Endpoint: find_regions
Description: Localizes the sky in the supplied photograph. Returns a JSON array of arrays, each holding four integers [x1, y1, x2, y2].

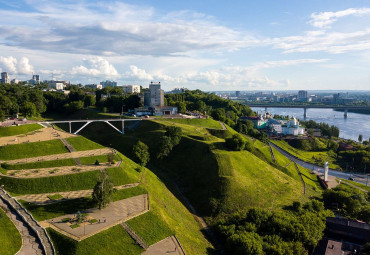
[[0, 0, 370, 91]]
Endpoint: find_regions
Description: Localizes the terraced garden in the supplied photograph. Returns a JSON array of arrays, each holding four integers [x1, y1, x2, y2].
[[0, 124, 210, 254]]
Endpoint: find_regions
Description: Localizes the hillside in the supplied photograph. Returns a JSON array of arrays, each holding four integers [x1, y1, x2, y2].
[[0, 124, 212, 255], [77, 118, 322, 223]]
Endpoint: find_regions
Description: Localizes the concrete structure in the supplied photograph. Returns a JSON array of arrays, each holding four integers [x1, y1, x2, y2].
[[159, 106, 178, 115], [281, 116, 305, 136], [122, 85, 140, 94], [1, 72, 9, 84], [100, 80, 117, 87], [85, 84, 102, 90], [144, 82, 164, 108], [298, 90, 308, 101]]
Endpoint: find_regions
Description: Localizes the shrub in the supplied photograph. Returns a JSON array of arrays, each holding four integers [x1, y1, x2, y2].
[[225, 134, 246, 151]]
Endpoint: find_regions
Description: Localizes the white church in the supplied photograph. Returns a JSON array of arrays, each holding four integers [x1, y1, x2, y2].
[[281, 116, 305, 136]]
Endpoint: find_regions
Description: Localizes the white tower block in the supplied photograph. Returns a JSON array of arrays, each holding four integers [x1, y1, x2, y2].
[[324, 162, 329, 182]]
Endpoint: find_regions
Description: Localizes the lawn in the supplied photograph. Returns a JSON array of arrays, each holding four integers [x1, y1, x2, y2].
[[127, 211, 174, 246], [111, 186, 147, 201], [0, 208, 22, 255], [0, 166, 138, 195], [0, 139, 69, 160], [79, 154, 120, 165], [66, 136, 104, 151], [47, 225, 143, 255], [3, 158, 76, 170], [271, 140, 341, 169], [158, 118, 222, 129], [0, 123, 43, 137]]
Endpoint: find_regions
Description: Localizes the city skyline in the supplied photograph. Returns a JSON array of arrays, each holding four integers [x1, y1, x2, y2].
[[0, 0, 370, 90]]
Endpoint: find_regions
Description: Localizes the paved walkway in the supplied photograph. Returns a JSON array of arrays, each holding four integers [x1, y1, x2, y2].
[[4, 148, 114, 165], [6, 162, 119, 178], [142, 236, 185, 255], [0, 198, 43, 255], [40, 194, 149, 241], [0, 127, 75, 147], [16, 183, 140, 205], [0, 189, 55, 255]]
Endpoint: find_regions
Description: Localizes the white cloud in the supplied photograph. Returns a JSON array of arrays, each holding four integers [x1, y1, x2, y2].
[[309, 7, 370, 28], [0, 56, 34, 74], [71, 57, 119, 77]]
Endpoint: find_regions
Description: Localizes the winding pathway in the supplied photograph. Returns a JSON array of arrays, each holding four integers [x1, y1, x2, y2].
[[0, 189, 55, 255]]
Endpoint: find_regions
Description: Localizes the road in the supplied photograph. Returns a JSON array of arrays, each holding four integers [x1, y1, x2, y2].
[[269, 142, 369, 186]]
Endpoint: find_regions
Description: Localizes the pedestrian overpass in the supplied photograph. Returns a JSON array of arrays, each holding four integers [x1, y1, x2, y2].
[[39, 119, 141, 135]]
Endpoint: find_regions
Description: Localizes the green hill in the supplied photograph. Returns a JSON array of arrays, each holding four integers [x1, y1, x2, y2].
[[0, 125, 212, 255], [77, 119, 321, 224]]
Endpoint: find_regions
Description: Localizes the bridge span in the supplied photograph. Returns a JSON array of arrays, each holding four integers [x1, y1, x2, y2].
[[39, 119, 141, 135], [245, 104, 370, 118]]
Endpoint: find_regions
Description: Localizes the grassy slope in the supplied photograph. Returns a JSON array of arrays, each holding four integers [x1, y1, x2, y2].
[[271, 140, 340, 169], [79, 120, 316, 223], [0, 208, 22, 255], [4, 158, 76, 170], [0, 166, 138, 195], [158, 118, 222, 129], [0, 139, 69, 160], [66, 136, 104, 151], [0, 123, 43, 137]]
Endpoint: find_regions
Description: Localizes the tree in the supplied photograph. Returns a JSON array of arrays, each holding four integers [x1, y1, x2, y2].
[[65, 100, 84, 113], [92, 170, 114, 209], [157, 136, 173, 159], [225, 134, 246, 151], [22, 102, 37, 117], [133, 141, 150, 167], [359, 134, 363, 143], [165, 126, 182, 146], [84, 95, 96, 107]]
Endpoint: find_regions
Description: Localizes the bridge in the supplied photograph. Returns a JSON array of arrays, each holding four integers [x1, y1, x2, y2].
[[39, 119, 141, 135], [245, 104, 370, 118]]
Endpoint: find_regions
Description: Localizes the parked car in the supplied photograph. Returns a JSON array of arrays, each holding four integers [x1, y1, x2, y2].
[[144, 115, 149, 119]]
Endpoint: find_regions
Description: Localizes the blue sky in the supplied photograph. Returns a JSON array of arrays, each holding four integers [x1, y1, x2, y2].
[[0, 0, 370, 91]]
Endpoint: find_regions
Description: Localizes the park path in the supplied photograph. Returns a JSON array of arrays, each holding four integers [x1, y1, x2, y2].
[[6, 162, 120, 178], [142, 236, 185, 255], [0, 198, 43, 255], [0, 127, 75, 147], [0, 189, 55, 255], [4, 148, 114, 165], [40, 194, 149, 241], [16, 183, 140, 205]]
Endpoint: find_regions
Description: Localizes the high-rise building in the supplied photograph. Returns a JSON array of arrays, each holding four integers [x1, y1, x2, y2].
[[298, 90, 308, 100], [1, 72, 9, 84], [144, 82, 164, 107], [236, 91, 241, 97], [100, 80, 117, 87], [29, 74, 40, 84]]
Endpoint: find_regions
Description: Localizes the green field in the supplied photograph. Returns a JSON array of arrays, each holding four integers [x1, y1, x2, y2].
[[0, 166, 138, 195], [0, 208, 22, 255], [127, 211, 174, 246], [0, 139, 69, 160], [66, 136, 104, 151], [47, 225, 143, 255], [271, 140, 341, 169], [79, 154, 120, 165], [0, 123, 43, 137]]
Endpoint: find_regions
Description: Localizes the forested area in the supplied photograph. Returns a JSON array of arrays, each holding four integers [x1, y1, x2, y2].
[[300, 120, 340, 138], [217, 200, 333, 255], [0, 84, 141, 120]]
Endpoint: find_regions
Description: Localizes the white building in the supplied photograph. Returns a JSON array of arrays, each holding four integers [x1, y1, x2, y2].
[[48, 81, 66, 90], [122, 85, 141, 94], [281, 116, 305, 136]]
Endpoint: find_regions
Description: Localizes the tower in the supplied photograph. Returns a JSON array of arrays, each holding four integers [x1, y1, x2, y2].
[[324, 161, 329, 182]]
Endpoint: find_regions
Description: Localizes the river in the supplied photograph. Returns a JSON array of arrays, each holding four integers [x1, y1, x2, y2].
[[251, 107, 370, 142]]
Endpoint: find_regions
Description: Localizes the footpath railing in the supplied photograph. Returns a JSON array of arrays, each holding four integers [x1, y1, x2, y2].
[[293, 162, 306, 194], [121, 222, 148, 249], [0, 188, 55, 255]]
